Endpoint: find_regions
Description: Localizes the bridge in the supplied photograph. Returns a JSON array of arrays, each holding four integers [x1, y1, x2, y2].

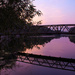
[[0, 24, 75, 37], [17, 52, 75, 71], [31, 24, 75, 34], [36, 24, 75, 32]]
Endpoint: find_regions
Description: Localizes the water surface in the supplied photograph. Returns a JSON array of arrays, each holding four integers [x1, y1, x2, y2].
[[0, 34, 75, 75]]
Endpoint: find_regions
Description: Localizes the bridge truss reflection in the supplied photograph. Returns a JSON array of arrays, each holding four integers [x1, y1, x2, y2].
[[17, 52, 75, 72]]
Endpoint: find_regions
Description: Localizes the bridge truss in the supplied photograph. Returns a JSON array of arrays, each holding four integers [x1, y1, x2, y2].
[[35, 24, 75, 33]]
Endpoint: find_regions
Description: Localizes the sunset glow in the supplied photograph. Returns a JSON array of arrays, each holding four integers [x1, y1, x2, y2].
[[33, 0, 75, 25]]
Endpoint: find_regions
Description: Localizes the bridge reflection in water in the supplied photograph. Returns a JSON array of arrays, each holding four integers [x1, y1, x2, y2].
[[0, 35, 75, 72], [17, 52, 75, 72]]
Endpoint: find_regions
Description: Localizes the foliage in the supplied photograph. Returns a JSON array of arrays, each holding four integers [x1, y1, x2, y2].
[[0, 0, 42, 32]]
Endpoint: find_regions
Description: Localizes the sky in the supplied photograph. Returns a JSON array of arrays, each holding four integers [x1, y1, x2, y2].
[[33, 0, 75, 25]]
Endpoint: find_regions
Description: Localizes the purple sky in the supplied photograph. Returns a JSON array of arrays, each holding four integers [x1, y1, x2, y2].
[[33, 0, 75, 25]]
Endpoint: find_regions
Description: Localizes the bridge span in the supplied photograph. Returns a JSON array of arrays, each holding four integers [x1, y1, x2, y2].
[[32, 24, 75, 34], [0, 24, 75, 37]]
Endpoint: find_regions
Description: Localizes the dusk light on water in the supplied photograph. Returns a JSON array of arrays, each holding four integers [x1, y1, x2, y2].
[[0, 0, 75, 75]]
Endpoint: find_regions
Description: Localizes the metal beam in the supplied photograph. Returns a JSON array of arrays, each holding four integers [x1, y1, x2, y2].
[[32, 24, 75, 33]]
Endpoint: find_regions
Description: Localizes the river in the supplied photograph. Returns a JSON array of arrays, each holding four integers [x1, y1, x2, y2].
[[0, 34, 75, 75]]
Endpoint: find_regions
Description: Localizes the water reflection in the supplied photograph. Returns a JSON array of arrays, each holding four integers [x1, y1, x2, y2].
[[17, 52, 75, 72], [0, 35, 60, 53], [1, 35, 75, 53], [0, 34, 75, 74]]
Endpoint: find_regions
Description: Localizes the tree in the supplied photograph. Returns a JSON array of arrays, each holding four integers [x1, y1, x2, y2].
[[0, 0, 42, 32]]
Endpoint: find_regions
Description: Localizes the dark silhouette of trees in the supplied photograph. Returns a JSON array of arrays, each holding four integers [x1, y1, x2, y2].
[[0, 0, 42, 32], [69, 27, 75, 33], [69, 36, 75, 44]]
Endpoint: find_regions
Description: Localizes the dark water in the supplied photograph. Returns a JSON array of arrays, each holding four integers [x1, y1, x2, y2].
[[0, 34, 75, 75]]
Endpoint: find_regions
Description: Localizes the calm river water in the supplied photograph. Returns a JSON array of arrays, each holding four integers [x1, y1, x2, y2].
[[0, 34, 75, 75]]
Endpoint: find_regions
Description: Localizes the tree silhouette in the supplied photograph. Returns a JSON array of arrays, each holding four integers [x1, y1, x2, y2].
[[0, 0, 42, 32]]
